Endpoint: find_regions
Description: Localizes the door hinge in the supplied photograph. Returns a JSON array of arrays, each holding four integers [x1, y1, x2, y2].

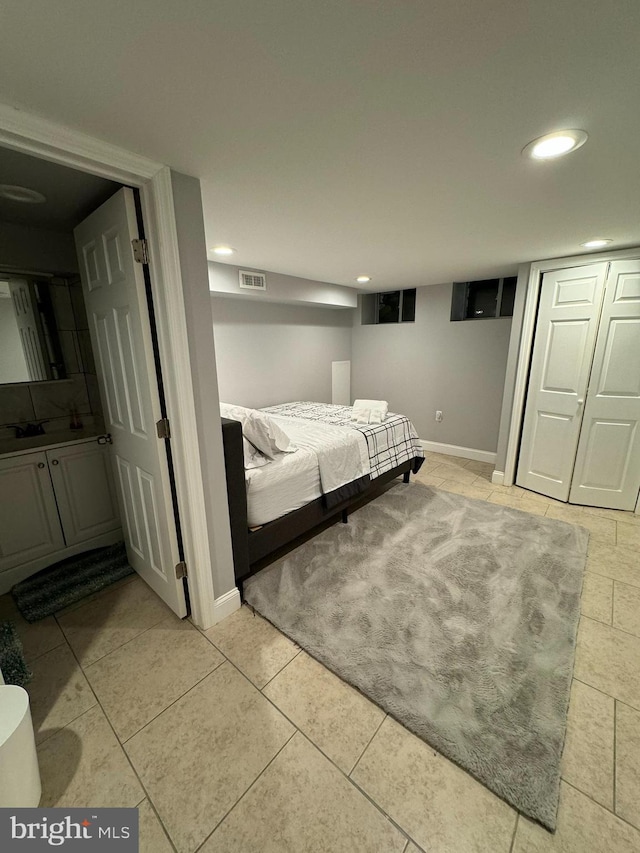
[[156, 417, 171, 439], [175, 561, 188, 579], [132, 238, 149, 264]]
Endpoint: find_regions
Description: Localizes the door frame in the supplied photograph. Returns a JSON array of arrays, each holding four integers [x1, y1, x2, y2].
[[0, 102, 236, 627], [501, 246, 640, 516]]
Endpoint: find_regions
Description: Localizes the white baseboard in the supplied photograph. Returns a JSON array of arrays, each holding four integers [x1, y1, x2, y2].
[[210, 587, 241, 626], [491, 470, 505, 485], [420, 441, 496, 465]]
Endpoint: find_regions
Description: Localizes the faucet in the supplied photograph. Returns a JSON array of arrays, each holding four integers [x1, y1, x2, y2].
[[9, 422, 49, 438]]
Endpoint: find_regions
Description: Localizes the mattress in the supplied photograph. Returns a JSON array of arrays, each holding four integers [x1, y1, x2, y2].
[[245, 444, 322, 527]]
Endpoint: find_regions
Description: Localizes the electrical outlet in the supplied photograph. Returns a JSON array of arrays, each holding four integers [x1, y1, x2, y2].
[[435, 410, 443, 422]]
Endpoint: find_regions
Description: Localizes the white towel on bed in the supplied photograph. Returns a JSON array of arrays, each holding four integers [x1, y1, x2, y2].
[[351, 399, 388, 424]]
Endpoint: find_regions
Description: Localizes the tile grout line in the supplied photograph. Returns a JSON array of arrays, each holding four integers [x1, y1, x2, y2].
[[297, 728, 420, 851], [58, 627, 179, 853], [585, 567, 640, 592], [611, 581, 616, 628], [217, 655, 419, 850], [560, 779, 640, 835], [119, 658, 226, 745], [259, 647, 303, 691], [578, 613, 640, 646], [191, 611, 304, 690], [24, 639, 67, 666], [508, 813, 519, 853], [55, 605, 175, 670], [193, 729, 298, 853], [572, 676, 619, 703], [348, 713, 387, 777], [613, 699, 617, 817]]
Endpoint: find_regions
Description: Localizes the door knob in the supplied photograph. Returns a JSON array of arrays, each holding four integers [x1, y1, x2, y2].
[[577, 398, 584, 406], [51, 459, 59, 465], [37, 462, 45, 469]]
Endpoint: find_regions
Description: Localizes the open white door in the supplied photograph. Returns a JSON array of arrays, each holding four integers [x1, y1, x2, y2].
[[569, 260, 640, 510], [516, 263, 608, 501], [74, 188, 187, 617]]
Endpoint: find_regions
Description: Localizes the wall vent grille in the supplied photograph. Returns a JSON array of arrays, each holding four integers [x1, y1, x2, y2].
[[239, 270, 267, 291]]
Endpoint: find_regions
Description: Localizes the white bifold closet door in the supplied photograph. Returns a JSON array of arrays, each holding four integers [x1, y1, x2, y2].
[[516, 263, 608, 502], [569, 260, 640, 510]]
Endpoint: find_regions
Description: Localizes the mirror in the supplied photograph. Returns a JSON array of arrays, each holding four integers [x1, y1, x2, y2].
[[0, 277, 76, 384]]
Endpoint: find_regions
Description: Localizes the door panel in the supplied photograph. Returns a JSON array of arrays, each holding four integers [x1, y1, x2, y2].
[[570, 260, 640, 510], [517, 264, 608, 500], [541, 321, 590, 393], [74, 188, 187, 616], [0, 453, 64, 571]]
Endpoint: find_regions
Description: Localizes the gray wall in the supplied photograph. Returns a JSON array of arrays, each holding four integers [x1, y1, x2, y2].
[[0, 221, 79, 273], [210, 262, 357, 309], [211, 297, 353, 408], [351, 283, 512, 452], [170, 171, 235, 599]]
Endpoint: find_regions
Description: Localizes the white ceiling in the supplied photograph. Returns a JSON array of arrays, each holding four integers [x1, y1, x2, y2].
[[0, 147, 118, 231], [0, 1, 638, 290]]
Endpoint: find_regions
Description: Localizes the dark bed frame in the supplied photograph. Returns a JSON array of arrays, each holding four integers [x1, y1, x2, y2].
[[221, 417, 420, 586]]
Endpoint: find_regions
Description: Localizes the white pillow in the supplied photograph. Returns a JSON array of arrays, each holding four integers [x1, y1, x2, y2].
[[242, 438, 270, 470], [220, 403, 297, 459]]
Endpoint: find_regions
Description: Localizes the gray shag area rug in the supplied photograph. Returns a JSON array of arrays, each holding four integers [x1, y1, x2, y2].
[[244, 482, 589, 830]]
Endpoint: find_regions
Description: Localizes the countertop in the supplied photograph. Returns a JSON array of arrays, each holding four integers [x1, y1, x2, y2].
[[0, 429, 103, 459]]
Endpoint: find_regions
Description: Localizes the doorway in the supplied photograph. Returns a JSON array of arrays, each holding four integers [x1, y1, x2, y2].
[[0, 104, 234, 629], [0, 148, 187, 616]]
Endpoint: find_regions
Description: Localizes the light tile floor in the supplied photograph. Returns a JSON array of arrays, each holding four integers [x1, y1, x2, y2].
[[2, 451, 639, 852]]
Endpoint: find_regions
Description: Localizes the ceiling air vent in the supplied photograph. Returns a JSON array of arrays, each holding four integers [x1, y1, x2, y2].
[[239, 270, 266, 291]]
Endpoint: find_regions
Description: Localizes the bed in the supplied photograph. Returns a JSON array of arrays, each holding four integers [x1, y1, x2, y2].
[[220, 402, 424, 585]]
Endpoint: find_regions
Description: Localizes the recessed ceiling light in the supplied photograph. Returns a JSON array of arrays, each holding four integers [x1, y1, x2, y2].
[[580, 238, 612, 249], [356, 275, 371, 283], [212, 245, 235, 256], [522, 129, 588, 160], [0, 184, 47, 204]]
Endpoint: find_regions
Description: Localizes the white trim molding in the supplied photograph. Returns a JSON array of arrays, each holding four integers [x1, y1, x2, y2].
[[491, 471, 505, 486], [211, 588, 242, 624], [420, 440, 496, 465], [503, 246, 640, 488], [0, 101, 232, 630], [0, 102, 161, 184], [142, 168, 224, 630]]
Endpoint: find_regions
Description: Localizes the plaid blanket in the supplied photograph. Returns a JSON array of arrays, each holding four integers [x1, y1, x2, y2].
[[262, 402, 424, 480]]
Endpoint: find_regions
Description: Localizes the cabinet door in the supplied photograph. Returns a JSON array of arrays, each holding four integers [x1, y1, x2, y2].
[[47, 443, 120, 546], [0, 452, 65, 572]]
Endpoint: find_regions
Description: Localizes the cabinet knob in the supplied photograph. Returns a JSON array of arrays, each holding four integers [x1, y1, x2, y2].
[[37, 462, 45, 469], [51, 459, 59, 465]]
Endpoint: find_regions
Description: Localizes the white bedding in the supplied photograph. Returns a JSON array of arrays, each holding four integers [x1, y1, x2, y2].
[[245, 445, 321, 527], [245, 416, 370, 526]]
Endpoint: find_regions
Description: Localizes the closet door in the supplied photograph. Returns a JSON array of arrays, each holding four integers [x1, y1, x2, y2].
[[569, 260, 640, 510], [516, 263, 608, 501]]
